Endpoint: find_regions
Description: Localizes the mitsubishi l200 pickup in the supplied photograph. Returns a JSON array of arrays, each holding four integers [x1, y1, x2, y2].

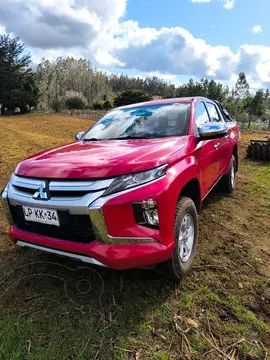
[[1, 97, 240, 279]]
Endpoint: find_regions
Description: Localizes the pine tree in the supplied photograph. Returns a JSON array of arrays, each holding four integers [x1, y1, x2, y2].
[[0, 34, 38, 114], [234, 72, 250, 99]]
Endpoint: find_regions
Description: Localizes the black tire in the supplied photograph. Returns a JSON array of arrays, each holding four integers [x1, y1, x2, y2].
[[155, 197, 198, 280], [219, 155, 236, 193]]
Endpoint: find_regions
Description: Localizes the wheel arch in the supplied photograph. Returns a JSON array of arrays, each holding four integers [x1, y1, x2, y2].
[[179, 178, 201, 214]]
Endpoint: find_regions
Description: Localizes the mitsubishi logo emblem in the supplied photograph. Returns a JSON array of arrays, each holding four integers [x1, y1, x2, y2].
[[33, 181, 50, 200]]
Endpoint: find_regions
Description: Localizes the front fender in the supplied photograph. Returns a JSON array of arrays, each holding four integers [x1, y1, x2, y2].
[[164, 155, 200, 228]]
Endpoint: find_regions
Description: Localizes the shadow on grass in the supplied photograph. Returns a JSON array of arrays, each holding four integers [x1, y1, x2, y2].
[[0, 246, 176, 359]]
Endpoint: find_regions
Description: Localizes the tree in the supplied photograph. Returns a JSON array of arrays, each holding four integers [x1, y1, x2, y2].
[[113, 90, 152, 107], [175, 78, 227, 102], [245, 90, 266, 128], [36, 57, 111, 110], [234, 72, 250, 99], [51, 98, 63, 113], [0, 34, 38, 115]]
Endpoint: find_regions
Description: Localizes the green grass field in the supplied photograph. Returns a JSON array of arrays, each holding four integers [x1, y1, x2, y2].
[[0, 114, 269, 360]]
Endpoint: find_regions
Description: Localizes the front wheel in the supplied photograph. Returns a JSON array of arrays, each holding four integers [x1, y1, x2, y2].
[[219, 155, 236, 193], [156, 197, 198, 280]]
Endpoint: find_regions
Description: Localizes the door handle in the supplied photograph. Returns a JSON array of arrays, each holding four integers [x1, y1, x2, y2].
[[225, 134, 229, 139], [214, 142, 220, 150]]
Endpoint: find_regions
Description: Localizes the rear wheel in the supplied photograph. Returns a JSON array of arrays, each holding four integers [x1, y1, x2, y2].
[[156, 197, 198, 280], [219, 155, 236, 193]]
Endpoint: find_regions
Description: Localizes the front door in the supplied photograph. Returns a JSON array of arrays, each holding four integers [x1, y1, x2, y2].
[[195, 101, 224, 198], [205, 102, 231, 175]]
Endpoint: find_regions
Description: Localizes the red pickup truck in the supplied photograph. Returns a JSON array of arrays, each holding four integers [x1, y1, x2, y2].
[[1, 97, 240, 279]]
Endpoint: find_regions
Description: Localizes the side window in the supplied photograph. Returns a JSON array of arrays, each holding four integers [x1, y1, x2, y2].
[[195, 102, 210, 128], [206, 103, 222, 122]]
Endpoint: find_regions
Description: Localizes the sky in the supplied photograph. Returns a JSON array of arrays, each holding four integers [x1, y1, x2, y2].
[[0, 0, 270, 90]]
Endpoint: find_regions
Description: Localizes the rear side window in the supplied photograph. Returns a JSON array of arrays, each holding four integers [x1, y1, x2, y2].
[[195, 102, 210, 128], [206, 103, 221, 122]]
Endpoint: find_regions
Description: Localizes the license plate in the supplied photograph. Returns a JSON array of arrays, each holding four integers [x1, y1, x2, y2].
[[22, 206, 60, 226]]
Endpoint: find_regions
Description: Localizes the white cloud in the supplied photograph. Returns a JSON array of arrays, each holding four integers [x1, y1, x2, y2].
[[191, 0, 235, 8], [252, 25, 263, 34], [107, 22, 238, 81], [223, 0, 235, 9], [1, 0, 270, 89], [0, 24, 6, 34], [191, 0, 211, 2], [0, 0, 127, 49], [146, 71, 177, 81]]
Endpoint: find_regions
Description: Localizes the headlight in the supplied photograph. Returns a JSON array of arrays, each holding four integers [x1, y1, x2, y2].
[[104, 165, 167, 196]]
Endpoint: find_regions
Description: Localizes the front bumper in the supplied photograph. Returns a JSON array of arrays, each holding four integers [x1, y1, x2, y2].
[[9, 228, 174, 269], [2, 174, 175, 269]]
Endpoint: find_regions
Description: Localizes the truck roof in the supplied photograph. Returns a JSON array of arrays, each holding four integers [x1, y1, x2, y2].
[[116, 96, 211, 110]]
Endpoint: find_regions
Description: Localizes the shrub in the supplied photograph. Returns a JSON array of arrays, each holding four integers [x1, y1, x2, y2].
[[103, 100, 112, 110], [64, 91, 87, 110], [113, 90, 152, 107], [92, 102, 103, 110], [20, 105, 30, 114]]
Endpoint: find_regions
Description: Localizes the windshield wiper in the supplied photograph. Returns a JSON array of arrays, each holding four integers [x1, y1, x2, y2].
[[83, 138, 101, 141], [110, 136, 152, 140]]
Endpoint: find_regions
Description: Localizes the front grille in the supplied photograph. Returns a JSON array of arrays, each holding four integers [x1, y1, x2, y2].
[[11, 174, 114, 200], [13, 185, 92, 198], [10, 205, 96, 244]]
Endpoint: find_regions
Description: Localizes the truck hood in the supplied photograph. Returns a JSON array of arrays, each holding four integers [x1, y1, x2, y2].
[[15, 137, 190, 179]]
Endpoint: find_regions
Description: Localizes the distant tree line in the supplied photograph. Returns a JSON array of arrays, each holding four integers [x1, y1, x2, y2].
[[0, 34, 270, 128]]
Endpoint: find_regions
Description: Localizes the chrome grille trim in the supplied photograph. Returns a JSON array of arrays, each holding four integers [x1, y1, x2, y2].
[[11, 174, 42, 189], [10, 174, 114, 203], [8, 190, 105, 215], [49, 179, 114, 191], [11, 174, 114, 193]]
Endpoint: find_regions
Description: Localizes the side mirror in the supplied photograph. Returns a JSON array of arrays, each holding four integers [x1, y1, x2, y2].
[[75, 131, 85, 141], [198, 122, 228, 140]]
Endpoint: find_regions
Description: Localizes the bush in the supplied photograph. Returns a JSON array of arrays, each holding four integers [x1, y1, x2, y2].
[[103, 100, 112, 110], [92, 102, 103, 110], [64, 91, 87, 110], [20, 105, 30, 114], [113, 90, 152, 107], [51, 99, 63, 113]]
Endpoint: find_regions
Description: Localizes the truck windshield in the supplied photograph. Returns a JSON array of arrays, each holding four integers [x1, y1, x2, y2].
[[83, 102, 190, 140]]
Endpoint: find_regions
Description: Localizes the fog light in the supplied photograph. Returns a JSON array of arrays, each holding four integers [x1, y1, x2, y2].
[[133, 199, 159, 228], [145, 208, 159, 226]]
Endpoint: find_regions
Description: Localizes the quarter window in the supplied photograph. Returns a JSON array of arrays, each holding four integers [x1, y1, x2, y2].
[[206, 103, 221, 122], [195, 102, 210, 128]]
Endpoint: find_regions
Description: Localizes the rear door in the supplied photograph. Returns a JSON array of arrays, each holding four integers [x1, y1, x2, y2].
[[195, 102, 223, 197], [205, 102, 231, 174]]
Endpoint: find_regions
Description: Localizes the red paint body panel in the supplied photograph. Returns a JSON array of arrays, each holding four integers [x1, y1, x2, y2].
[[15, 137, 189, 179], [8, 97, 240, 269], [9, 225, 175, 270]]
